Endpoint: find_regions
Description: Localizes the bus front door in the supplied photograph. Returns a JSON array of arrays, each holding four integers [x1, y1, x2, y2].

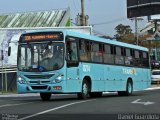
[[66, 39, 80, 92]]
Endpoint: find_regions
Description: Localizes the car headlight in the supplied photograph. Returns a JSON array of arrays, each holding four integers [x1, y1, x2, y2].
[[17, 76, 27, 84]]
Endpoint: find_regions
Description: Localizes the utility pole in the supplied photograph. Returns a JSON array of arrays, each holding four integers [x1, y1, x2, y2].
[[76, 0, 89, 26], [81, 0, 85, 26], [130, 17, 143, 45], [1, 50, 3, 94], [135, 17, 138, 45]]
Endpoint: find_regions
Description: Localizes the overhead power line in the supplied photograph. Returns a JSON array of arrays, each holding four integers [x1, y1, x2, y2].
[[91, 17, 127, 26], [73, 0, 79, 12]]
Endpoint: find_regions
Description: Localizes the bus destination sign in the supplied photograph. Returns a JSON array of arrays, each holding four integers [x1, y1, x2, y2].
[[21, 32, 63, 42]]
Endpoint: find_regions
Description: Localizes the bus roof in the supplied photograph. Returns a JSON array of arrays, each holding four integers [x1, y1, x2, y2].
[[21, 29, 148, 52], [65, 30, 148, 52]]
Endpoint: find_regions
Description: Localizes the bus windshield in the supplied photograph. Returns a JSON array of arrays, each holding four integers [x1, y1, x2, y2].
[[18, 42, 64, 72]]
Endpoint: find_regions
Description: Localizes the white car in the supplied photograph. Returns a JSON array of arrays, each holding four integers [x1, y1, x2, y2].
[[151, 70, 160, 83]]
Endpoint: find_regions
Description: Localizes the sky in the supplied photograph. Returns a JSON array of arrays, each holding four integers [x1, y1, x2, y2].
[[0, 0, 148, 37]]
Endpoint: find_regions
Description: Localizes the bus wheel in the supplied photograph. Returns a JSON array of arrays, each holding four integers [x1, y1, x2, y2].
[[77, 80, 90, 99], [118, 80, 133, 96], [89, 92, 103, 98], [125, 80, 133, 96], [40, 93, 51, 101]]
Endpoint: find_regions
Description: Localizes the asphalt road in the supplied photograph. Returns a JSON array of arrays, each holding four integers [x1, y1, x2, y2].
[[0, 88, 160, 120]]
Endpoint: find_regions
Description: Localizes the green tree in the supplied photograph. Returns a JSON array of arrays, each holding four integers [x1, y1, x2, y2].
[[114, 24, 134, 43], [115, 24, 132, 35]]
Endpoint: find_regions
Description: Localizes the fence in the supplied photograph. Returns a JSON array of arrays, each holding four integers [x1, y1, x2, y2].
[[0, 66, 17, 93]]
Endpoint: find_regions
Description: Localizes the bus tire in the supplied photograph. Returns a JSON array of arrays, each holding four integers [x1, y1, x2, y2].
[[77, 80, 90, 99], [125, 80, 133, 96], [118, 80, 133, 96], [89, 92, 103, 98], [40, 93, 51, 101]]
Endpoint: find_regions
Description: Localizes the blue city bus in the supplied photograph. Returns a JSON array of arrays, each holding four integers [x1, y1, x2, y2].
[[15, 29, 151, 100]]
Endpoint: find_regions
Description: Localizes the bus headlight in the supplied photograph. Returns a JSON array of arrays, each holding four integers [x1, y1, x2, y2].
[[17, 76, 26, 84], [55, 75, 63, 83]]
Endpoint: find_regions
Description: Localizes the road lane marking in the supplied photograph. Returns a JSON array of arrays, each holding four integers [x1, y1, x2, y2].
[[131, 99, 155, 105], [18, 99, 96, 120], [0, 102, 34, 108]]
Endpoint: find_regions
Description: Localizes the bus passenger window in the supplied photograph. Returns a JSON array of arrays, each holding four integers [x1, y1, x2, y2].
[[79, 40, 91, 61], [142, 52, 149, 68], [91, 42, 103, 63], [125, 48, 133, 66], [115, 46, 124, 65], [134, 50, 141, 66], [104, 44, 114, 64]]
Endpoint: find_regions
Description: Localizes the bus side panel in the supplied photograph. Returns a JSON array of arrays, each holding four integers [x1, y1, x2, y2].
[[76, 63, 105, 92], [133, 68, 151, 90], [89, 64, 105, 92], [66, 65, 82, 93], [104, 65, 151, 92], [104, 65, 126, 91]]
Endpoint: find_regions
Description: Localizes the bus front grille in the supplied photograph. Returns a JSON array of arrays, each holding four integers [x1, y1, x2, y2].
[[25, 74, 54, 79], [29, 81, 50, 84]]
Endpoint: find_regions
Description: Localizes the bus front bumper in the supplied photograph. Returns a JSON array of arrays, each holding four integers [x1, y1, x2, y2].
[[17, 83, 64, 93]]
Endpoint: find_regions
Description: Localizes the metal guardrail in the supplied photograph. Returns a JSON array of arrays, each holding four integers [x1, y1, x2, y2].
[[0, 66, 17, 73], [0, 66, 17, 93]]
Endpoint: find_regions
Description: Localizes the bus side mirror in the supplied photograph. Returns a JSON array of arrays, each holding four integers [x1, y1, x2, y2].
[[8, 46, 11, 56]]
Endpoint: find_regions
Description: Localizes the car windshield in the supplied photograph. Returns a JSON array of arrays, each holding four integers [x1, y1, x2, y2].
[[152, 71, 160, 75], [18, 42, 64, 72]]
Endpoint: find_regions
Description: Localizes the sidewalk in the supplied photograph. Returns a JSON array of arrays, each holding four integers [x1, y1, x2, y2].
[[146, 84, 160, 90], [150, 84, 160, 88]]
